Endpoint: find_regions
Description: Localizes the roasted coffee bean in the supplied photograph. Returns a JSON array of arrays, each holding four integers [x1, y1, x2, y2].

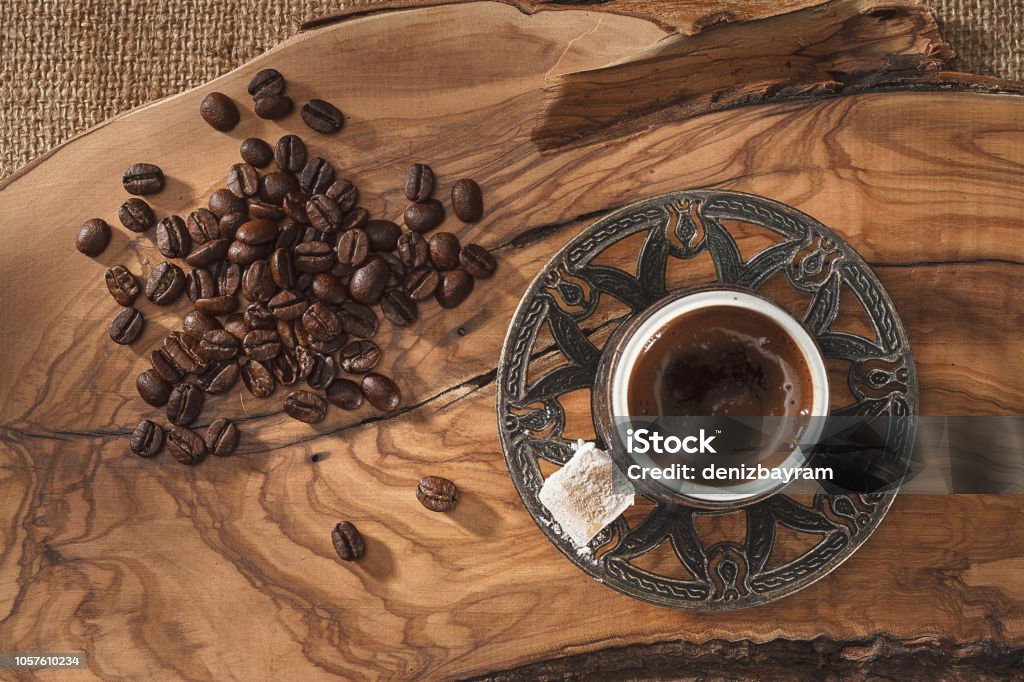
[[404, 199, 445, 234], [186, 208, 219, 244], [326, 379, 364, 410], [243, 260, 277, 302], [276, 221, 303, 250], [268, 289, 307, 320], [416, 476, 458, 512], [396, 232, 429, 269], [243, 329, 281, 361], [200, 329, 239, 362], [164, 331, 204, 374], [306, 194, 342, 233], [301, 227, 321, 244], [301, 99, 344, 133], [338, 339, 380, 373], [240, 137, 273, 168], [76, 218, 110, 256], [167, 426, 207, 465], [104, 265, 139, 306], [338, 301, 378, 338], [137, 369, 172, 406], [363, 220, 401, 252], [185, 268, 216, 302], [198, 360, 239, 395], [339, 206, 369, 232], [451, 178, 483, 222], [331, 521, 365, 561], [213, 261, 241, 297], [195, 295, 239, 317], [109, 307, 144, 344], [361, 373, 401, 411], [403, 267, 439, 301], [155, 216, 190, 258], [460, 244, 497, 278], [228, 240, 273, 266], [284, 390, 328, 423], [209, 188, 248, 218], [247, 68, 285, 98], [167, 382, 203, 427], [260, 171, 299, 204], [151, 348, 184, 383], [205, 418, 239, 457], [130, 420, 164, 458], [270, 351, 300, 385], [294, 241, 335, 273], [254, 93, 293, 120], [267, 248, 294, 290], [123, 163, 164, 195], [274, 134, 306, 173], [377, 252, 405, 288], [182, 310, 221, 337], [302, 352, 336, 390], [380, 289, 417, 327], [310, 273, 347, 304], [335, 229, 370, 268], [283, 190, 310, 223], [118, 198, 155, 232], [299, 157, 335, 195], [428, 232, 461, 270], [326, 179, 358, 213], [405, 163, 434, 202], [349, 257, 390, 304], [302, 301, 343, 341], [241, 359, 276, 398], [146, 262, 186, 305], [186, 238, 229, 268], [236, 219, 278, 245], [436, 268, 474, 308], [223, 314, 248, 341], [219, 212, 248, 241], [200, 92, 240, 131], [277, 319, 299, 350], [247, 199, 285, 221], [244, 302, 276, 330], [227, 163, 260, 197], [311, 333, 348, 355]]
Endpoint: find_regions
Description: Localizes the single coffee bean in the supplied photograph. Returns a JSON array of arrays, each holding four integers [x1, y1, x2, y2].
[[104, 265, 139, 306], [299, 157, 335, 195], [164, 331, 204, 374], [248, 68, 285, 98], [302, 301, 343, 341], [205, 418, 239, 457], [335, 229, 370, 268], [248, 199, 285, 221], [236, 219, 278, 245], [200, 92, 240, 131], [254, 93, 293, 120], [275, 134, 306, 173], [145, 262, 186, 305], [294, 241, 335, 273], [240, 137, 273, 168], [185, 268, 216, 302], [270, 351, 301, 385], [151, 348, 184, 383], [241, 359, 276, 398], [380, 289, 417, 327], [451, 178, 483, 222], [243, 260, 277, 302], [436, 268, 474, 308], [349, 257, 390, 305], [405, 163, 434, 202], [326, 379, 364, 410], [198, 360, 239, 394], [284, 390, 328, 423], [109, 307, 144, 345], [361, 373, 401, 412], [243, 329, 281, 361], [363, 220, 401, 252], [123, 163, 164, 195], [228, 240, 273, 266], [200, 329, 239, 362], [396, 232, 429, 269], [429, 232, 461, 270], [301, 99, 344, 133], [379, 252, 407, 288], [186, 208, 219, 244], [155, 216, 190, 259], [338, 339, 380, 373], [130, 420, 164, 458], [118, 198, 155, 232], [268, 289, 307, 320], [306, 194, 342, 233], [267, 249, 294, 290], [182, 310, 221, 337], [416, 476, 458, 512], [326, 179, 358, 213], [338, 301, 378, 338], [167, 426, 207, 465], [223, 313, 248, 341], [302, 351, 336, 390], [310, 273, 347, 304], [404, 199, 445, 234], [186, 238, 229, 268], [167, 382, 204, 427], [276, 221, 303, 250], [339, 206, 369, 232], [283, 190, 310, 223], [76, 218, 110, 256], [219, 212, 248, 241], [260, 171, 299, 204], [213, 261, 241, 297], [311, 333, 349, 355], [227, 162, 260, 197], [403, 267, 440, 301], [244, 302, 276, 331], [137, 369, 172, 406], [331, 521, 365, 561], [459, 243, 497, 278], [209, 189, 248, 219], [195, 295, 238, 317]]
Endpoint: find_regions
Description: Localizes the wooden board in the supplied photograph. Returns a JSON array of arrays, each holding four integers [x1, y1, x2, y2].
[[1, 2, 1023, 679]]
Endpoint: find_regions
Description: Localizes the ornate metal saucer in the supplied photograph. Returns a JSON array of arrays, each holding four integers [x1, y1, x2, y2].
[[496, 190, 918, 610]]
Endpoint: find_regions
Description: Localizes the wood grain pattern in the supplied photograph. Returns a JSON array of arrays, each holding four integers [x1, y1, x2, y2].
[[1, 3, 1023, 680]]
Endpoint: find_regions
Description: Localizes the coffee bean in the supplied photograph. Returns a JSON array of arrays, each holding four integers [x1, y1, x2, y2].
[[460, 243, 497, 278], [228, 240, 273, 266], [130, 420, 164, 458], [299, 157, 335, 195], [338, 301, 378, 338], [123, 163, 164, 195], [195, 295, 239, 317], [436, 268, 474, 308], [270, 351, 301, 385], [361, 373, 401, 412], [306, 194, 342, 234], [227, 163, 260, 197], [404, 199, 445, 234], [244, 302, 276, 331], [301, 99, 344, 133], [302, 301, 343, 342], [182, 310, 221, 337], [428, 232, 461, 270], [236, 219, 278, 245], [249, 199, 286, 221], [254, 94, 294, 120], [200, 329, 239, 362], [405, 163, 434, 202], [349, 257, 390, 304], [379, 252, 407, 288], [380, 289, 417, 327], [243, 260, 277, 302], [104, 265, 139, 306], [219, 212, 249, 241], [164, 331, 204, 374], [264, 250, 293, 291], [109, 307, 144, 345], [76, 218, 110, 256], [186, 208, 219, 244], [260, 171, 299, 204], [268, 289, 307, 320], [137, 369, 172, 406], [118, 198, 155, 232], [275, 134, 307, 173], [311, 333, 349, 355], [326, 179, 358, 213], [282, 190, 310, 223], [223, 313, 248, 340], [340, 207, 369, 232], [213, 261, 241, 297], [186, 238, 229, 268], [331, 521, 365, 561], [276, 221, 303, 250], [167, 426, 208, 465], [326, 379, 364, 410], [396, 232, 429, 269], [167, 382, 204, 427], [248, 68, 285, 98], [403, 267, 440, 301], [301, 227, 321, 245], [335, 229, 370, 268], [241, 359, 276, 398], [363, 220, 401, 252], [197, 360, 239, 394], [284, 390, 328, 423], [300, 350, 336, 390], [338, 339, 380, 373], [294, 241, 335, 273], [145, 262, 186, 305], [240, 137, 273, 168], [451, 178, 483, 222], [185, 268, 216, 302], [209, 188, 248, 218], [154, 216, 190, 258], [205, 418, 239, 457], [243, 329, 281, 361], [151, 348, 184, 383], [416, 476, 458, 512], [310, 273, 347, 304], [200, 92, 240, 131]]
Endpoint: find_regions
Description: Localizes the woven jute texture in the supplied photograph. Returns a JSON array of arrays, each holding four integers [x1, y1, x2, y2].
[[1, 0, 1021, 180]]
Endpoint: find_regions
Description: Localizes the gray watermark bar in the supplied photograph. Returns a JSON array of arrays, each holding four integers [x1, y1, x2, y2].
[[0, 653, 88, 669]]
